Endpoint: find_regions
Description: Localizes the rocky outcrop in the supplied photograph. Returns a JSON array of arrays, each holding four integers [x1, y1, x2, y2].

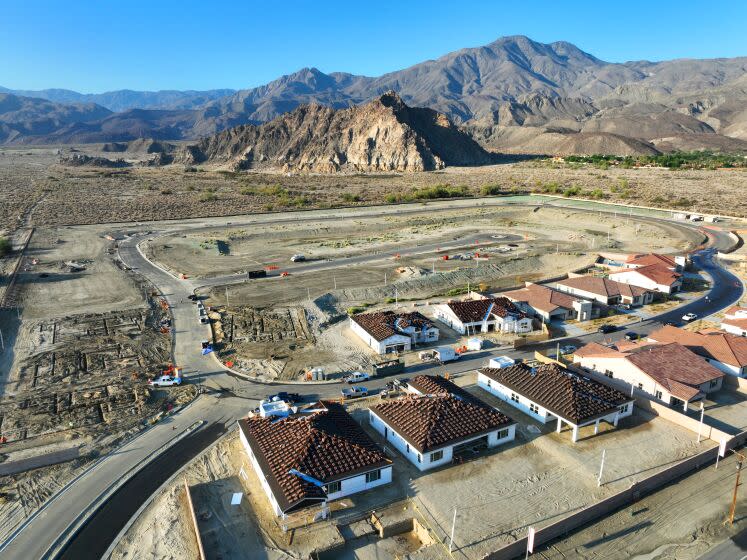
[[60, 153, 131, 168], [177, 92, 494, 172]]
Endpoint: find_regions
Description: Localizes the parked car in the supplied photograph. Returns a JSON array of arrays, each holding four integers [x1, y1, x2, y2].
[[341, 386, 368, 399], [597, 324, 617, 334], [682, 312, 698, 322], [266, 391, 301, 404], [290, 254, 306, 262], [343, 371, 371, 384], [148, 375, 182, 387], [624, 331, 639, 341], [559, 345, 577, 355]]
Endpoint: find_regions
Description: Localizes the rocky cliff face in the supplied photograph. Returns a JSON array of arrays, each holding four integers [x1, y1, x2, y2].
[[178, 92, 494, 172]]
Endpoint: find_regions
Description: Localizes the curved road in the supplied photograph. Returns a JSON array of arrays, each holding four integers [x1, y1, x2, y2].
[[0, 200, 742, 560]]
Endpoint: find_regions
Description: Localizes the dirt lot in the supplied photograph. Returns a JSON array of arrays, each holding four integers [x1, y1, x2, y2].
[[2, 147, 747, 235]]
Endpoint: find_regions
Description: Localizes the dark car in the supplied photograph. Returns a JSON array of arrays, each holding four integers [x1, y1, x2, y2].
[[597, 324, 617, 334], [266, 391, 301, 404], [624, 331, 639, 341]]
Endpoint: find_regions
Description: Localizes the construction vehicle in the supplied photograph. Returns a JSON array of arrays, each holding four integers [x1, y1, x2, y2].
[[248, 269, 267, 279], [370, 358, 404, 377]]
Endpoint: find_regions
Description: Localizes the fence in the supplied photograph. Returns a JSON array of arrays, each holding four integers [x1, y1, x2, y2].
[[183, 478, 206, 560], [483, 427, 747, 560]]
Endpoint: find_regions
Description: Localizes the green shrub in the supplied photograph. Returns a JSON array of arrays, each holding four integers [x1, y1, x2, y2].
[[342, 193, 362, 203], [199, 192, 217, 202], [481, 184, 503, 196], [0, 237, 10, 257]]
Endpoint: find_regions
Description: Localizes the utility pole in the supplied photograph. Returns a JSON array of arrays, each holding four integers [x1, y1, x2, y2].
[[697, 403, 705, 443], [728, 451, 745, 525], [333, 276, 337, 290], [384, 272, 387, 286], [225, 287, 230, 308], [449, 507, 457, 553], [0, 329, 4, 351], [597, 449, 606, 487], [307, 287, 311, 303]]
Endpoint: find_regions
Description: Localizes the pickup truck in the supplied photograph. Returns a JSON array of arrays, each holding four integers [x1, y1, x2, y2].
[[148, 375, 182, 387], [341, 386, 369, 399], [266, 391, 301, 404], [343, 371, 371, 384]]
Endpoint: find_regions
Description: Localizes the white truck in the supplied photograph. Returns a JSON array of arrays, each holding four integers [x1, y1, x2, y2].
[[343, 371, 370, 384], [148, 374, 182, 387], [420, 346, 459, 364]]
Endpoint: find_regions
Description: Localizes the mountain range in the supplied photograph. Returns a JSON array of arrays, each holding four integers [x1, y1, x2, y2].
[[2, 35, 747, 155]]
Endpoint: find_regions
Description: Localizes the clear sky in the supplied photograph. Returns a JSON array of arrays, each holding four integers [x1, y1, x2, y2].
[[2, 0, 746, 93]]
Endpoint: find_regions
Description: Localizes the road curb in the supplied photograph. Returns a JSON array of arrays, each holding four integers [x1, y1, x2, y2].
[[101, 429, 236, 560], [0, 394, 203, 556], [42, 420, 206, 560]]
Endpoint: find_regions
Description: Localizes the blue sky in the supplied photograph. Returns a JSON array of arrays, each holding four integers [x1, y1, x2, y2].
[[2, 0, 746, 92]]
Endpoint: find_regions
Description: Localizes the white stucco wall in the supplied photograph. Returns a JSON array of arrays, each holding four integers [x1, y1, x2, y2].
[[368, 410, 514, 471], [722, 322, 747, 337], [349, 318, 411, 354], [477, 373, 554, 422], [326, 466, 392, 500], [239, 426, 284, 517]]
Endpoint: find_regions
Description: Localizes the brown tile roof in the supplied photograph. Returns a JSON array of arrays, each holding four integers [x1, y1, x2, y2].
[[611, 264, 681, 287], [371, 377, 513, 453], [238, 401, 391, 513], [625, 343, 724, 399], [626, 253, 676, 268], [407, 374, 482, 403], [723, 317, 747, 331], [648, 325, 747, 368], [556, 276, 650, 298], [725, 306, 747, 318], [480, 363, 631, 424], [444, 297, 525, 324], [352, 310, 435, 342], [574, 341, 622, 359], [502, 283, 579, 314]]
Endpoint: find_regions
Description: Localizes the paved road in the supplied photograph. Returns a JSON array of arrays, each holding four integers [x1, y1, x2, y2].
[[700, 529, 747, 560], [1, 200, 742, 560]]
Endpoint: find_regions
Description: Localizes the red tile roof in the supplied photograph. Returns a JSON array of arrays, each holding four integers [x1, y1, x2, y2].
[[648, 325, 747, 368], [625, 343, 723, 400], [611, 264, 681, 287], [371, 376, 513, 453], [723, 317, 747, 332], [480, 363, 631, 424], [352, 310, 435, 342], [626, 253, 677, 268], [502, 283, 579, 314], [238, 401, 391, 513], [556, 276, 650, 299], [444, 297, 525, 324]]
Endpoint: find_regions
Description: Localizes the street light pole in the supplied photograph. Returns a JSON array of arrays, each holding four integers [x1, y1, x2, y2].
[[449, 507, 457, 553], [697, 403, 705, 443], [597, 449, 606, 487], [728, 452, 745, 525]]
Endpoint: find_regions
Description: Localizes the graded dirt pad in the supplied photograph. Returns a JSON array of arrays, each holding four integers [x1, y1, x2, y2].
[[14, 225, 145, 320], [151, 204, 691, 281]]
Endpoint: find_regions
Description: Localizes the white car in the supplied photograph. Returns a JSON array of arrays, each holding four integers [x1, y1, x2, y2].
[[344, 371, 371, 384], [290, 254, 306, 262], [148, 375, 182, 387], [682, 312, 698, 322]]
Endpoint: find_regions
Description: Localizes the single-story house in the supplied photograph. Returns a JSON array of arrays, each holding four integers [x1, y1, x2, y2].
[[647, 325, 747, 377], [722, 306, 747, 337], [369, 375, 515, 471], [478, 363, 634, 442], [503, 282, 596, 323], [553, 275, 654, 307], [574, 341, 724, 411], [434, 297, 532, 335], [624, 253, 685, 272], [238, 401, 392, 517], [350, 310, 439, 354], [608, 264, 682, 294]]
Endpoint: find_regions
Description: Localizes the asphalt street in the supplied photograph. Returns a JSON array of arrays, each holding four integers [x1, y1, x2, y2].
[[1, 199, 743, 560]]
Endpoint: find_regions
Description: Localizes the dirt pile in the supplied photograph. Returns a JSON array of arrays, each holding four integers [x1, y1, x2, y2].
[[177, 92, 495, 172]]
